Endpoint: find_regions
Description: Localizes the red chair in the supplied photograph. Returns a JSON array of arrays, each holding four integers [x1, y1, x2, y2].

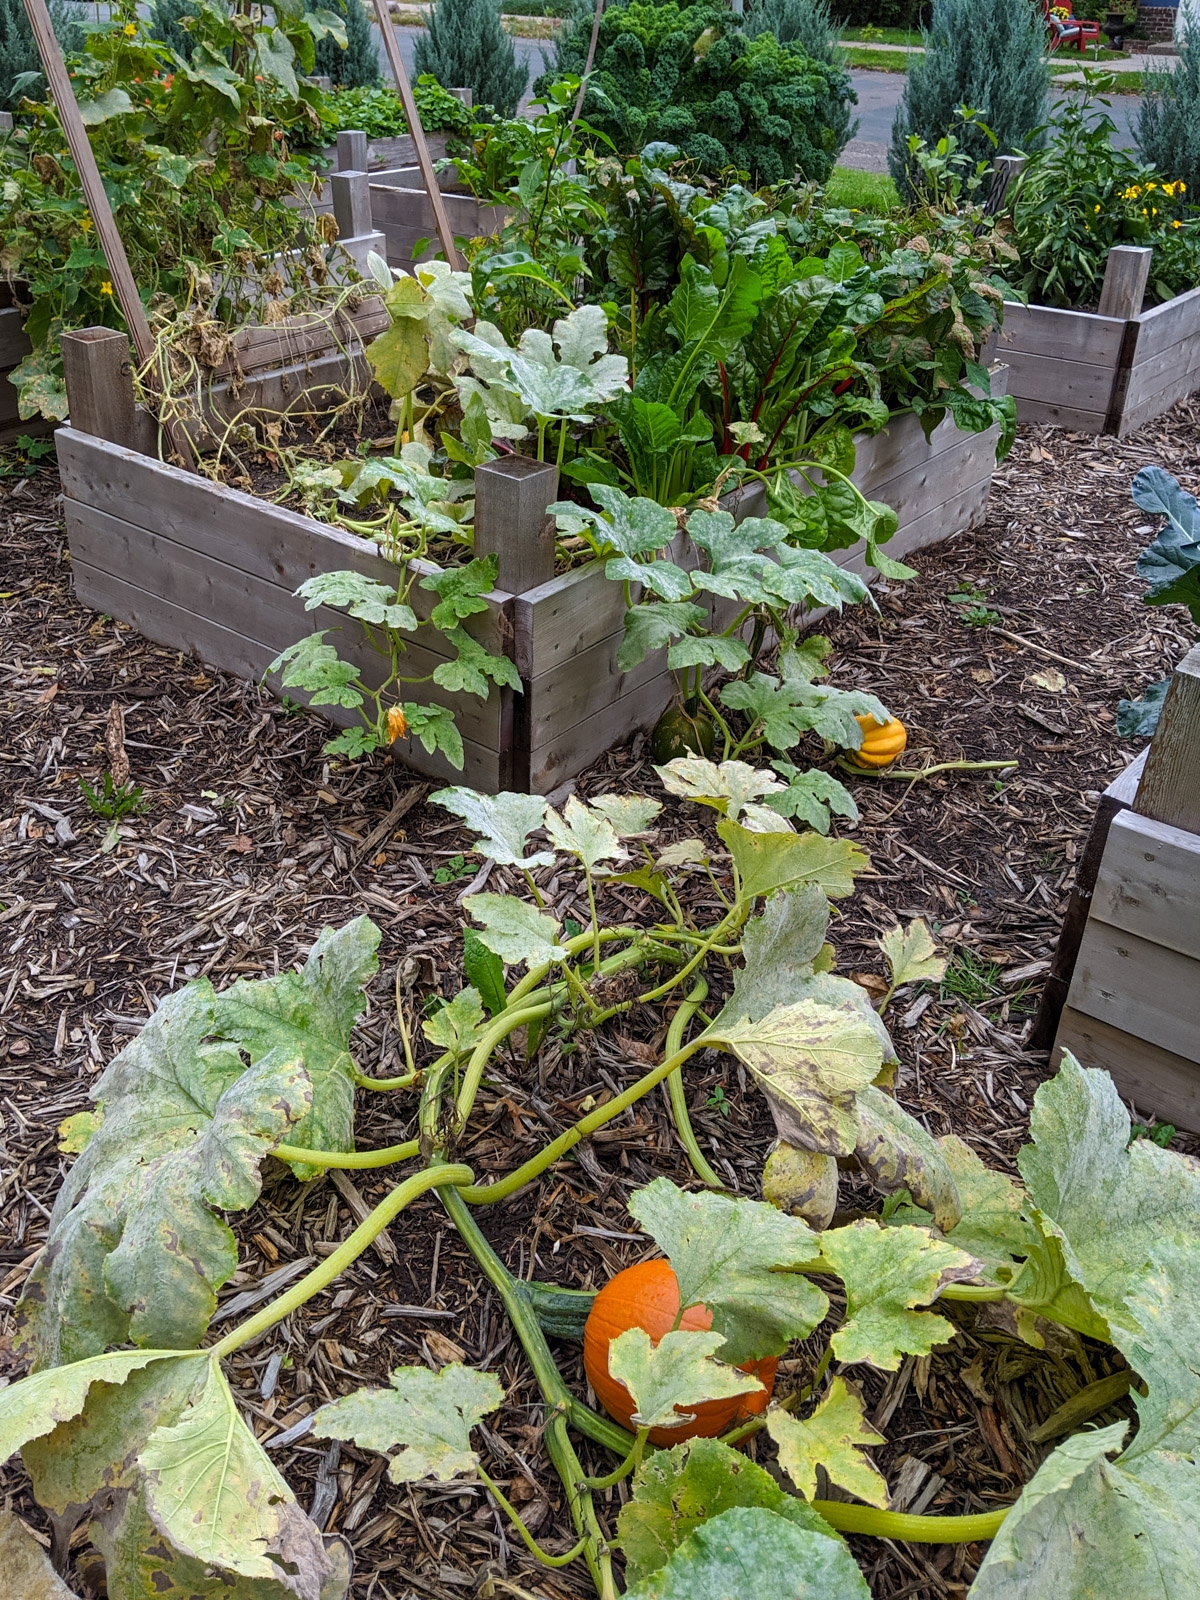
[[1042, 0, 1101, 52]]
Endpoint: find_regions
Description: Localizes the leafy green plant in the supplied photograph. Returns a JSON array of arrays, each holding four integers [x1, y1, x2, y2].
[[3, 768, 1198, 1595], [742, 0, 859, 161], [0, 0, 87, 112], [888, 0, 1048, 197], [319, 75, 473, 138], [1116, 465, 1200, 738], [0, 431, 54, 477], [948, 582, 1002, 627], [78, 771, 148, 822], [547, 0, 853, 185], [434, 852, 475, 883]]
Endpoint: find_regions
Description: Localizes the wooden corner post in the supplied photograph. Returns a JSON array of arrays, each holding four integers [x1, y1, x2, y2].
[[473, 457, 560, 597], [60, 327, 139, 447], [1098, 245, 1153, 322], [1134, 643, 1200, 835]]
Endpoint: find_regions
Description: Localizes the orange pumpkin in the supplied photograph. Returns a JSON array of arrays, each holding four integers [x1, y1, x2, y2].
[[582, 1258, 777, 1444], [848, 713, 907, 769]]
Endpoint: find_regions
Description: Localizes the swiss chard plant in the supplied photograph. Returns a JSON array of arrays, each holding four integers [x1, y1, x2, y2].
[[4, 766, 1197, 1598], [1116, 465, 1200, 738]]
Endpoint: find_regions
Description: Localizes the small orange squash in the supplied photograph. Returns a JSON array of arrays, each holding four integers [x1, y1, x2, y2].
[[582, 1258, 777, 1444], [848, 712, 907, 769]]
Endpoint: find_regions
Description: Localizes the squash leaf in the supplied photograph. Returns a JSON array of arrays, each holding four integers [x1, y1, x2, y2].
[[588, 794, 662, 837], [430, 787, 555, 870], [717, 818, 869, 901], [879, 920, 944, 990], [0, 1350, 197, 1467], [885, 1134, 1031, 1284], [820, 1220, 979, 1370], [628, 1179, 825, 1364], [312, 1363, 504, 1483], [623, 1505, 872, 1600], [618, 1437, 841, 1586], [655, 757, 786, 821], [609, 1328, 763, 1431], [768, 1377, 888, 1507], [854, 1086, 961, 1234], [463, 893, 563, 969], [545, 795, 628, 872], [422, 987, 487, 1056]]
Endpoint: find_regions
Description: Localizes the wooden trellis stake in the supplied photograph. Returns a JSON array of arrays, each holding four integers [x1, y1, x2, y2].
[[21, 0, 194, 467], [370, 0, 462, 270]]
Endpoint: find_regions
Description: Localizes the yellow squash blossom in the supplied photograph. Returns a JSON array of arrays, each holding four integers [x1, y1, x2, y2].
[[386, 705, 409, 742], [100, 281, 113, 296]]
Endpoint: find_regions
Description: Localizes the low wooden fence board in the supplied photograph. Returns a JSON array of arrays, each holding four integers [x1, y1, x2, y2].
[[1000, 282, 1200, 436], [1, 300, 42, 446], [367, 171, 508, 267], [1050, 645, 1200, 1130], [58, 365, 1007, 795]]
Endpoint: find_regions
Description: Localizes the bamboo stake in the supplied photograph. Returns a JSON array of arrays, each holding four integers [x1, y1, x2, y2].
[[369, 0, 462, 270], [571, 0, 606, 125], [21, 0, 195, 468]]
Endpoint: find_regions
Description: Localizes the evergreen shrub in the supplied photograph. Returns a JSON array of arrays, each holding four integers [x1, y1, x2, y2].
[[413, 0, 528, 117], [1136, 33, 1200, 199]]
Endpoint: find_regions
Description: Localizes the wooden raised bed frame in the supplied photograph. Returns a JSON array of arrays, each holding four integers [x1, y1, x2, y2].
[[57, 340, 1009, 794], [999, 244, 1200, 436]]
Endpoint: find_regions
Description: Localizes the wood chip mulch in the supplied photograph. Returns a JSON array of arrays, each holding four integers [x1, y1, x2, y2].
[[1, 391, 1198, 1600]]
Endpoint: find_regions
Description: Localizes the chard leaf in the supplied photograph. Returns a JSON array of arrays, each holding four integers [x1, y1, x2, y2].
[[430, 787, 554, 869], [464, 893, 562, 968], [209, 917, 380, 1178], [312, 1363, 504, 1483], [768, 1377, 887, 1507], [140, 1360, 330, 1595], [623, 1505, 871, 1600], [628, 1179, 825, 1364], [462, 929, 507, 1017], [717, 818, 870, 900], [618, 1437, 840, 1586], [879, 920, 944, 989], [609, 1328, 763, 1430], [820, 1220, 978, 1370]]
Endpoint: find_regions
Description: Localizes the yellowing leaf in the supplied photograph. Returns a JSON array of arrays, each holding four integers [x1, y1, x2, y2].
[[57, 1109, 102, 1154], [1029, 668, 1067, 693], [368, 315, 430, 401], [853, 1086, 961, 1233], [0, 1350, 195, 1469], [886, 1134, 1034, 1284], [312, 1363, 504, 1483], [878, 920, 944, 990], [655, 757, 785, 818], [717, 819, 869, 901], [629, 1179, 825, 1365], [821, 1220, 979, 1370], [609, 1328, 763, 1431], [768, 1377, 888, 1507]]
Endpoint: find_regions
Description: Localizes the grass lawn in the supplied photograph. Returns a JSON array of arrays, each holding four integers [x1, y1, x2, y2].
[[843, 46, 911, 71], [826, 166, 900, 214], [838, 25, 922, 45]]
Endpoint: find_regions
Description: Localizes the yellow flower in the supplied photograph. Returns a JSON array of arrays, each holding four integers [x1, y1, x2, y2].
[[386, 705, 408, 742], [1094, 203, 1101, 212], [100, 280, 113, 296], [1146, 181, 1157, 191], [1180, 182, 1188, 193], [123, 21, 136, 35], [1173, 219, 1183, 229], [79, 213, 92, 231]]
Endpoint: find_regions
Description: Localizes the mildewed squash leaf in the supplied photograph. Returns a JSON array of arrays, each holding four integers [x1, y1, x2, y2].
[[430, 787, 554, 870], [820, 1220, 979, 1370], [717, 818, 869, 901], [140, 1361, 331, 1596], [768, 1377, 888, 1507], [609, 1328, 763, 1430], [853, 1086, 961, 1233], [655, 757, 786, 820], [0, 1349, 197, 1467], [312, 1363, 504, 1483], [628, 1179, 825, 1364], [463, 893, 563, 969], [879, 920, 945, 989], [545, 795, 628, 872], [624, 1505, 872, 1600], [885, 1134, 1032, 1284]]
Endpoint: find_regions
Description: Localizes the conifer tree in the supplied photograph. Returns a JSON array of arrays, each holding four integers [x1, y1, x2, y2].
[[888, 0, 1049, 196], [147, 0, 201, 61], [314, 0, 381, 88], [1, 0, 87, 111], [413, 0, 528, 117], [1137, 32, 1200, 198]]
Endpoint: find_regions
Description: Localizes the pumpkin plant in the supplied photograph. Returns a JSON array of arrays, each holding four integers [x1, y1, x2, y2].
[[3, 768, 1199, 1598]]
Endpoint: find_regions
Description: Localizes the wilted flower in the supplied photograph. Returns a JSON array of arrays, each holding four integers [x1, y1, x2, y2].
[[387, 705, 409, 742]]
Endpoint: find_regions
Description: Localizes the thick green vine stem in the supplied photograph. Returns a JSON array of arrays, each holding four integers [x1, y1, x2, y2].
[[581, 1428, 648, 1491], [272, 1137, 420, 1169], [477, 1466, 590, 1568], [812, 1502, 1009, 1544], [660, 981, 722, 1189], [208, 1163, 474, 1359]]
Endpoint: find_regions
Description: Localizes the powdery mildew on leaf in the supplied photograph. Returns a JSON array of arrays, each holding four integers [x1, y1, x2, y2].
[[312, 1363, 504, 1484], [768, 1377, 888, 1507], [608, 1328, 763, 1431]]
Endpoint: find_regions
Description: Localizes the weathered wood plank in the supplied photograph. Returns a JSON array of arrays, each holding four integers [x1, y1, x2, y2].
[[1001, 348, 1119, 415], [55, 428, 511, 654], [1131, 283, 1200, 363], [1133, 643, 1200, 834], [527, 671, 677, 793], [1090, 808, 1200, 963], [1098, 245, 1152, 321], [210, 300, 389, 380], [64, 500, 508, 747], [369, 179, 507, 241], [1054, 1005, 1200, 1132], [1066, 918, 1200, 1063], [1000, 302, 1126, 364], [70, 558, 504, 789], [0, 306, 29, 369]]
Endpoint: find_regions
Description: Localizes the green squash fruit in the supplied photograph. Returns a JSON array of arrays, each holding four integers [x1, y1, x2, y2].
[[651, 703, 716, 764]]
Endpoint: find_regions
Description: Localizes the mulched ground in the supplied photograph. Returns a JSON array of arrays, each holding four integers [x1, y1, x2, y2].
[[1, 392, 1198, 1600]]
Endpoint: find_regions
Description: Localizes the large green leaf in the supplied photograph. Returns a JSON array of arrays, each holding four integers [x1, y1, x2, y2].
[[1017, 1054, 1200, 1330], [463, 893, 563, 968], [618, 1438, 840, 1585], [628, 1180, 825, 1364], [211, 918, 379, 1177], [717, 819, 869, 901], [430, 787, 554, 870], [624, 1505, 871, 1600], [312, 1363, 504, 1483], [886, 1134, 1032, 1284], [367, 314, 429, 401], [854, 1086, 961, 1234], [618, 601, 708, 671], [140, 1361, 330, 1596], [820, 1220, 978, 1370], [0, 1350, 196, 1468], [609, 1328, 763, 1430], [768, 1377, 887, 1507], [655, 757, 786, 822]]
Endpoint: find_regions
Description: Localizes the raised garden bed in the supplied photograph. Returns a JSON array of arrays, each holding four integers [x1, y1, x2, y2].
[[1, 286, 40, 447], [367, 168, 509, 267], [999, 245, 1200, 435], [56, 363, 1009, 793]]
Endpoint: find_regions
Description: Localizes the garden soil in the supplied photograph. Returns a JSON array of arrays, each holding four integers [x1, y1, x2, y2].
[[1, 394, 1198, 1599]]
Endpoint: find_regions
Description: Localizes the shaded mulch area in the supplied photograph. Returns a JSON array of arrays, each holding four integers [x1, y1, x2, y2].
[[1, 392, 1197, 1600]]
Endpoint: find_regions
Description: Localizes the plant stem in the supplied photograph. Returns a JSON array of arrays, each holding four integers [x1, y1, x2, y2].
[[458, 1037, 709, 1206], [350, 1067, 419, 1092], [455, 1002, 555, 1127], [582, 864, 602, 974], [581, 1427, 648, 1489], [477, 1466, 588, 1567], [272, 1138, 420, 1169], [812, 1501, 1009, 1544], [209, 1163, 473, 1359], [662, 981, 722, 1189]]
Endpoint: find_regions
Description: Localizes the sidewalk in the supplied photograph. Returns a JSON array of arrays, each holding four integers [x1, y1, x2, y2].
[[839, 37, 1178, 72]]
